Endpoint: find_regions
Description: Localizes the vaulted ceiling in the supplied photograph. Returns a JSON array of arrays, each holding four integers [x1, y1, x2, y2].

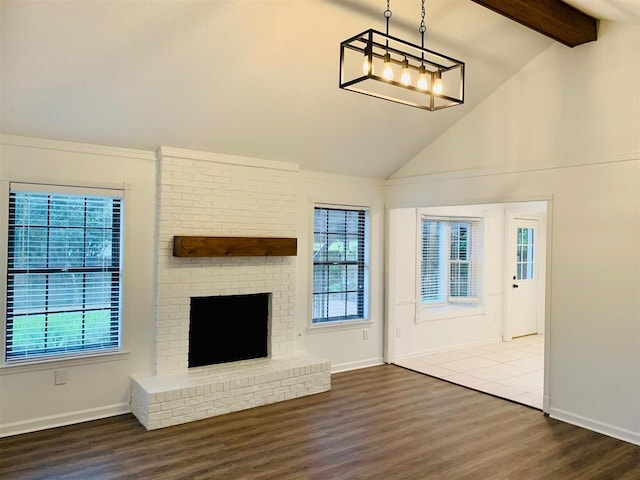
[[1, 1, 638, 178]]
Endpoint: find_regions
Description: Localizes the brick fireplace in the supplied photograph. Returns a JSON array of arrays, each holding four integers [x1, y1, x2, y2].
[[130, 148, 330, 430]]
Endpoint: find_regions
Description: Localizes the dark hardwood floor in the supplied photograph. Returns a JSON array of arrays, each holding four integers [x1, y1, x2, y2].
[[2, 365, 639, 480]]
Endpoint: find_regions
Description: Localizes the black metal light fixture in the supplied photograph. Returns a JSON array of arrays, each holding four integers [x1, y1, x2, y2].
[[339, 0, 465, 111]]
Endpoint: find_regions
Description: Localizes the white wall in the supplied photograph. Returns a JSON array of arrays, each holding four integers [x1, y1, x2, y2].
[[387, 21, 640, 445], [295, 171, 385, 372], [0, 135, 156, 436], [389, 204, 505, 359], [393, 21, 640, 179]]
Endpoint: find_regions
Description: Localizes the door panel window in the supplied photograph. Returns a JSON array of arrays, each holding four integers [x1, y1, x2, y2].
[[516, 227, 534, 280]]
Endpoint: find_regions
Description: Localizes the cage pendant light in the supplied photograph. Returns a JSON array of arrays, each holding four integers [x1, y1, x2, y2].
[[339, 0, 465, 111]]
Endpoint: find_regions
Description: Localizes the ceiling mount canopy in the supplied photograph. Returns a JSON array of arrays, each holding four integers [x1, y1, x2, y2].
[[339, 0, 465, 111]]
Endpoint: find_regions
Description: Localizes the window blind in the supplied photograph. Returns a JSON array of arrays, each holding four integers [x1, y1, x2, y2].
[[6, 189, 123, 362], [312, 207, 368, 323], [420, 220, 444, 303], [420, 216, 480, 306]]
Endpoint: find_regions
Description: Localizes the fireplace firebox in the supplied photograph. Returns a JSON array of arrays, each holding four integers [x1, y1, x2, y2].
[[188, 293, 270, 368]]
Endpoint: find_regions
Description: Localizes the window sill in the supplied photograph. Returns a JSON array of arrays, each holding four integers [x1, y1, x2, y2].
[[417, 306, 485, 323], [307, 319, 372, 334], [0, 350, 129, 375]]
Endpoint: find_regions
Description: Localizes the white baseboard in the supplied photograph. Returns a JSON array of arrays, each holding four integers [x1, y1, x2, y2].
[[331, 357, 384, 374], [550, 407, 640, 446], [0, 403, 131, 438], [396, 337, 503, 361]]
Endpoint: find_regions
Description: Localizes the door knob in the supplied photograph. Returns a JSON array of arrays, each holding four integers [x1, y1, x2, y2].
[[512, 284, 519, 288]]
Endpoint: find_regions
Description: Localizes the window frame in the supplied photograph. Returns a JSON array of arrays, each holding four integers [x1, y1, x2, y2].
[[310, 204, 370, 327], [3, 182, 124, 365], [416, 214, 483, 321]]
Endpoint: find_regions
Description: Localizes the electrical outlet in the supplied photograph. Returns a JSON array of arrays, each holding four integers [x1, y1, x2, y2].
[[396, 327, 401, 338], [363, 329, 369, 340], [55, 369, 68, 385]]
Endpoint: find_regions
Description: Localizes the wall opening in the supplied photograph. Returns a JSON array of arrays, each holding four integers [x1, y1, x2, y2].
[[386, 200, 549, 411]]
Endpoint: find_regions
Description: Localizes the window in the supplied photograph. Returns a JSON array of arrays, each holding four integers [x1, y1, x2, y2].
[[5, 185, 123, 363], [420, 216, 481, 307], [516, 227, 534, 280], [312, 206, 369, 324]]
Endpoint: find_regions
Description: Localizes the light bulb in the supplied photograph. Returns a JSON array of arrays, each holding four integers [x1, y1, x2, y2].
[[417, 65, 428, 90], [433, 71, 443, 94], [382, 53, 393, 81], [400, 58, 411, 86], [362, 45, 373, 75], [363, 56, 372, 75]]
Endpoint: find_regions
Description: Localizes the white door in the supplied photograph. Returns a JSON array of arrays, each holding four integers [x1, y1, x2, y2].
[[506, 218, 540, 338]]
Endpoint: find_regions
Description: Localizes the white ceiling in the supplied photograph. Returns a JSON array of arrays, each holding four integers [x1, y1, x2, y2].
[[565, 0, 640, 23], [0, 1, 637, 178]]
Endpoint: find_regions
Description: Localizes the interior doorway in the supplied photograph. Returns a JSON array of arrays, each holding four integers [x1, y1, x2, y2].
[[387, 200, 549, 410]]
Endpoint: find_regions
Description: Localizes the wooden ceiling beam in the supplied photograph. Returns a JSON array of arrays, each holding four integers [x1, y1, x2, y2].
[[471, 0, 598, 47]]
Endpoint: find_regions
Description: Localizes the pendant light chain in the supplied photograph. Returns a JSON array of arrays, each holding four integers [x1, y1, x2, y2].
[[420, 0, 426, 49], [383, 0, 393, 79], [384, 0, 392, 36]]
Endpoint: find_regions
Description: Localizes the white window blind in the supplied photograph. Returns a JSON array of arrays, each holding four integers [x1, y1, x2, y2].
[[312, 206, 369, 324], [6, 187, 123, 362], [421, 220, 444, 303], [420, 216, 480, 306]]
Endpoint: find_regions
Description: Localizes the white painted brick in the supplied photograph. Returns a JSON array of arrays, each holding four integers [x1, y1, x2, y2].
[[131, 355, 330, 430], [138, 152, 328, 429], [155, 410, 173, 421]]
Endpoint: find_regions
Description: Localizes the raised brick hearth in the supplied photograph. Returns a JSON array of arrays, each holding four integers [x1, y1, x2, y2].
[[131, 354, 330, 430]]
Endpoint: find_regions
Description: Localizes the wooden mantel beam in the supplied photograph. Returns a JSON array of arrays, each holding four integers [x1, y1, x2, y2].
[[173, 236, 297, 257], [471, 0, 598, 47]]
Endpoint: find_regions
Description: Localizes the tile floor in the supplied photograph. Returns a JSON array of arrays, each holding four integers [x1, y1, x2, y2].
[[395, 334, 544, 409]]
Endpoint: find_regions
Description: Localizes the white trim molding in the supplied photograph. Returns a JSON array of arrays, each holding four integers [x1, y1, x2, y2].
[[331, 357, 384, 374], [386, 150, 640, 186], [0, 134, 156, 161], [299, 169, 385, 186], [0, 403, 131, 438], [157, 146, 299, 172], [550, 408, 640, 447], [395, 337, 503, 360]]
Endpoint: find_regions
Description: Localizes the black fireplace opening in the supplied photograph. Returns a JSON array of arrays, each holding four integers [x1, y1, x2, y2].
[[188, 293, 270, 368]]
